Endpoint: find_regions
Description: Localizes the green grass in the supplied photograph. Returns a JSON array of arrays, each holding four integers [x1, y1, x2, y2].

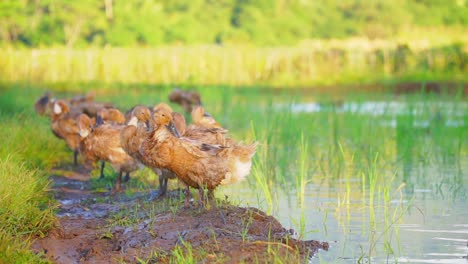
[[0, 87, 69, 263], [0, 40, 466, 87], [0, 156, 56, 263]]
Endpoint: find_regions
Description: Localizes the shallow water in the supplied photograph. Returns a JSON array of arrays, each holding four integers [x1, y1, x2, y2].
[[220, 96, 468, 263], [222, 173, 467, 263]]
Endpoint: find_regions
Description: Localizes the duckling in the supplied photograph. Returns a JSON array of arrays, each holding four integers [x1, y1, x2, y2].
[[50, 100, 86, 166], [77, 114, 140, 192], [120, 106, 177, 198], [141, 105, 257, 206], [168, 88, 202, 113]]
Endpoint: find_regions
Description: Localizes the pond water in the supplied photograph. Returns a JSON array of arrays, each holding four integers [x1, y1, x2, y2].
[[219, 96, 467, 263]]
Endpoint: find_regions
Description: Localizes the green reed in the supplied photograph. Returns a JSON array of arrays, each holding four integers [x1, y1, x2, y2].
[[0, 40, 466, 87], [296, 132, 309, 207]]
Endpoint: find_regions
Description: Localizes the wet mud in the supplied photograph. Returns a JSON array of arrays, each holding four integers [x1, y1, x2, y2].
[[31, 166, 329, 263]]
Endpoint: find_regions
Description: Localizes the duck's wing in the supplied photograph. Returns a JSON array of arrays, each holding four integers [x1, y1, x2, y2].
[[200, 143, 229, 155], [205, 127, 228, 133], [177, 138, 206, 158]]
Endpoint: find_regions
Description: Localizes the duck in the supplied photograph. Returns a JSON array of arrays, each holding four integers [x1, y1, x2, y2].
[[50, 100, 86, 166], [121, 105, 178, 198], [141, 104, 257, 206], [69, 91, 96, 106], [77, 114, 140, 192], [93, 108, 127, 179], [38, 94, 114, 170], [168, 88, 202, 113], [35, 91, 113, 118], [184, 105, 230, 146]]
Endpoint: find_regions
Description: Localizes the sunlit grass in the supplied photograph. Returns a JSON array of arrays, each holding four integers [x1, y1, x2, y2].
[[0, 155, 56, 263], [0, 232, 50, 264], [0, 87, 67, 262], [0, 39, 466, 87]]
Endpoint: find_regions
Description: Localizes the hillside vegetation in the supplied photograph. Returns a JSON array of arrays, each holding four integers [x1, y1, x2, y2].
[[1, 0, 466, 47]]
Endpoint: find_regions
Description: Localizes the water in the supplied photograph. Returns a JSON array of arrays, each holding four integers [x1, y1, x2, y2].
[[220, 96, 468, 263]]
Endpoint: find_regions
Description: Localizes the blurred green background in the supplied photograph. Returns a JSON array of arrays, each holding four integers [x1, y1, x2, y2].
[[1, 0, 467, 87], [1, 0, 467, 47]]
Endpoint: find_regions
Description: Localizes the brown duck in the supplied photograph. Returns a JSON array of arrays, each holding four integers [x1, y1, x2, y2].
[[168, 88, 202, 113], [50, 100, 86, 165], [141, 104, 257, 205], [121, 105, 180, 198], [77, 114, 140, 191], [93, 107, 127, 179]]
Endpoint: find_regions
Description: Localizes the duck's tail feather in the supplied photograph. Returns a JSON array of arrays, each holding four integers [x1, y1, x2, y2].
[[221, 142, 258, 185]]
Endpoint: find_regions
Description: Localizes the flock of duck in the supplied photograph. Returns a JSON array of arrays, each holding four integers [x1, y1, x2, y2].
[[34, 89, 257, 206]]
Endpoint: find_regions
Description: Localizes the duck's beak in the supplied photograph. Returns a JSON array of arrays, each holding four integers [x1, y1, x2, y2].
[[166, 121, 181, 138], [203, 111, 212, 117]]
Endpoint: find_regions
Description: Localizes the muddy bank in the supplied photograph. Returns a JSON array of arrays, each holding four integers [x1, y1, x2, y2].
[[31, 167, 329, 263]]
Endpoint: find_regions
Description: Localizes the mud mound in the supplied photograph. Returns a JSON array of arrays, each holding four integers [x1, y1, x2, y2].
[[31, 167, 328, 263]]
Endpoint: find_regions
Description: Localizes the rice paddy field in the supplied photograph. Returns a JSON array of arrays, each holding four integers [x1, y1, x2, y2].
[[0, 81, 466, 263]]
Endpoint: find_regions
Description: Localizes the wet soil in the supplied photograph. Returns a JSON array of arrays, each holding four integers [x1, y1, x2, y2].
[[31, 166, 329, 263]]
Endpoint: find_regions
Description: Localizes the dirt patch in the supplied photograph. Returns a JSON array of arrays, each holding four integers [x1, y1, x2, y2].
[[31, 166, 329, 263]]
